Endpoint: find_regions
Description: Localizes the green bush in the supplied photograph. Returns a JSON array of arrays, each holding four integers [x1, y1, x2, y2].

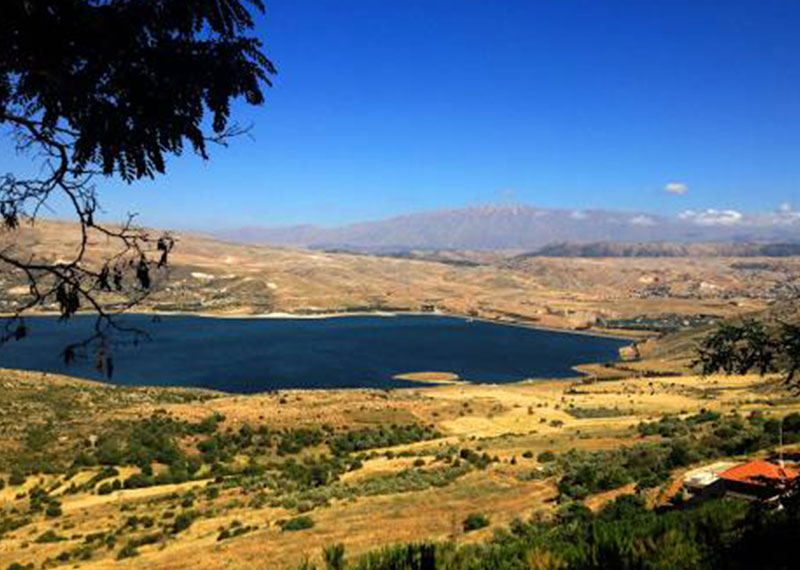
[[277, 428, 324, 455], [171, 512, 194, 534], [329, 425, 440, 455], [296, 497, 762, 570], [537, 450, 556, 463], [281, 516, 315, 532], [123, 472, 154, 489], [8, 470, 26, 487], [462, 513, 490, 532], [35, 530, 65, 544], [116, 543, 139, 560], [323, 543, 346, 570]]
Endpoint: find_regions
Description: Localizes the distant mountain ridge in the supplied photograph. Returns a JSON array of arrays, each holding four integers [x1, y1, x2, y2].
[[524, 242, 800, 258], [217, 204, 800, 251]]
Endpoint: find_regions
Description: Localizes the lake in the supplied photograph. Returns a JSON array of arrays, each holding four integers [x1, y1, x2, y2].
[[0, 315, 628, 392]]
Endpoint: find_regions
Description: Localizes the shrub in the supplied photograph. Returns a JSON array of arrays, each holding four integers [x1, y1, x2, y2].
[[83, 532, 106, 544], [537, 451, 556, 463], [35, 530, 65, 544], [8, 470, 26, 487], [323, 543, 346, 570], [277, 428, 324, 455], [329, 425, 440, 455], [459, 448, 492, 469], [462, 513, 490, 532], [123, 472, 154, 489], [171, 512, 194, 534], [280, 516, 315, 532], [566, 407, 628, 419], [116, 543, 139, 560], [128, 533, 162, 548]]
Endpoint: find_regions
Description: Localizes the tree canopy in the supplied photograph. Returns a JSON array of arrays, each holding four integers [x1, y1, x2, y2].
[[0, 0, 275, 369], [695, 318, 800, 387], [1, 0, 274, 183]]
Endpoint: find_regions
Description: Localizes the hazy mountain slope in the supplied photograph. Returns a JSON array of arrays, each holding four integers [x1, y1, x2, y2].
[[523, 242, 800, 258], [218, 204, 800, 251]]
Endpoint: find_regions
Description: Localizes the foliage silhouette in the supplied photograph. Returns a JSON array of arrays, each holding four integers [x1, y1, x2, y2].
[[0, 0, 275, 369], [695, 318, 800, 387]]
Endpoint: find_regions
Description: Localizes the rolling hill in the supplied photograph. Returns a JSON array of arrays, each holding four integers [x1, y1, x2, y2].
[[1, 219, 798, 335]]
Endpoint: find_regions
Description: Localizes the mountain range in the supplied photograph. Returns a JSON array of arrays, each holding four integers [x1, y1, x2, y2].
[[217, 204, 800, 251]]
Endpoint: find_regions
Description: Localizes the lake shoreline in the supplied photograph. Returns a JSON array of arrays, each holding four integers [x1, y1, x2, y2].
[[187, 311, 636, 341], [2, 308, 635, 341], [0, 312, 631, 392]]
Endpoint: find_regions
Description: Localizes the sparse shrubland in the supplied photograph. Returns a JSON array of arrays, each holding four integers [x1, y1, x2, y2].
[[552, 410, 800, 499], [4, 366, 800, 570], [296, 493, 800, 570]]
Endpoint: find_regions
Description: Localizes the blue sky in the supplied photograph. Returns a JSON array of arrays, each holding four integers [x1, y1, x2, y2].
[[2, 0, 799, 229]]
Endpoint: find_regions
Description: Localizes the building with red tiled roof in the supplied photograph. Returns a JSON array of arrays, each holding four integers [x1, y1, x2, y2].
[[717, 460, 799, 501], [719, 460, 799, 485]]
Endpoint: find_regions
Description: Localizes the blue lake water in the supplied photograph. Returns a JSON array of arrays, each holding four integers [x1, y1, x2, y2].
[[0, 315, 628, 393]]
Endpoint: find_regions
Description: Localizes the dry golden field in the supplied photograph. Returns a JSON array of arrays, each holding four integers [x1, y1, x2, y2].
[[1, 363, 798, 570]]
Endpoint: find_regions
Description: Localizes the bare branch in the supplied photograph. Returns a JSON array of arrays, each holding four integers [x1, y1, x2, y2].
[[0, 113, 173, 374]]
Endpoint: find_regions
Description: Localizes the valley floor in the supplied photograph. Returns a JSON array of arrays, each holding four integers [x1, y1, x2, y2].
[[0, 363, 797, 569]]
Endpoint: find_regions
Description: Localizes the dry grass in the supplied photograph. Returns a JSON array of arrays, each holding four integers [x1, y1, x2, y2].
[[1, 363, 798, 569]]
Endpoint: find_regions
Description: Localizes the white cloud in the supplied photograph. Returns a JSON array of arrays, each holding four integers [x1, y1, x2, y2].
[[678, 209, 743, 226], [630, 215, 657, 226], [664, 182, 688, 195], [754, 203, 800, 226], [569, 210, 589, 220]]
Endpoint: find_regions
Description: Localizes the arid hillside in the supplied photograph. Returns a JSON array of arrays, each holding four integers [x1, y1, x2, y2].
[[2, 222, 800, 569], [0, 365, 798, 570], [1, 220, 798, 334]]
